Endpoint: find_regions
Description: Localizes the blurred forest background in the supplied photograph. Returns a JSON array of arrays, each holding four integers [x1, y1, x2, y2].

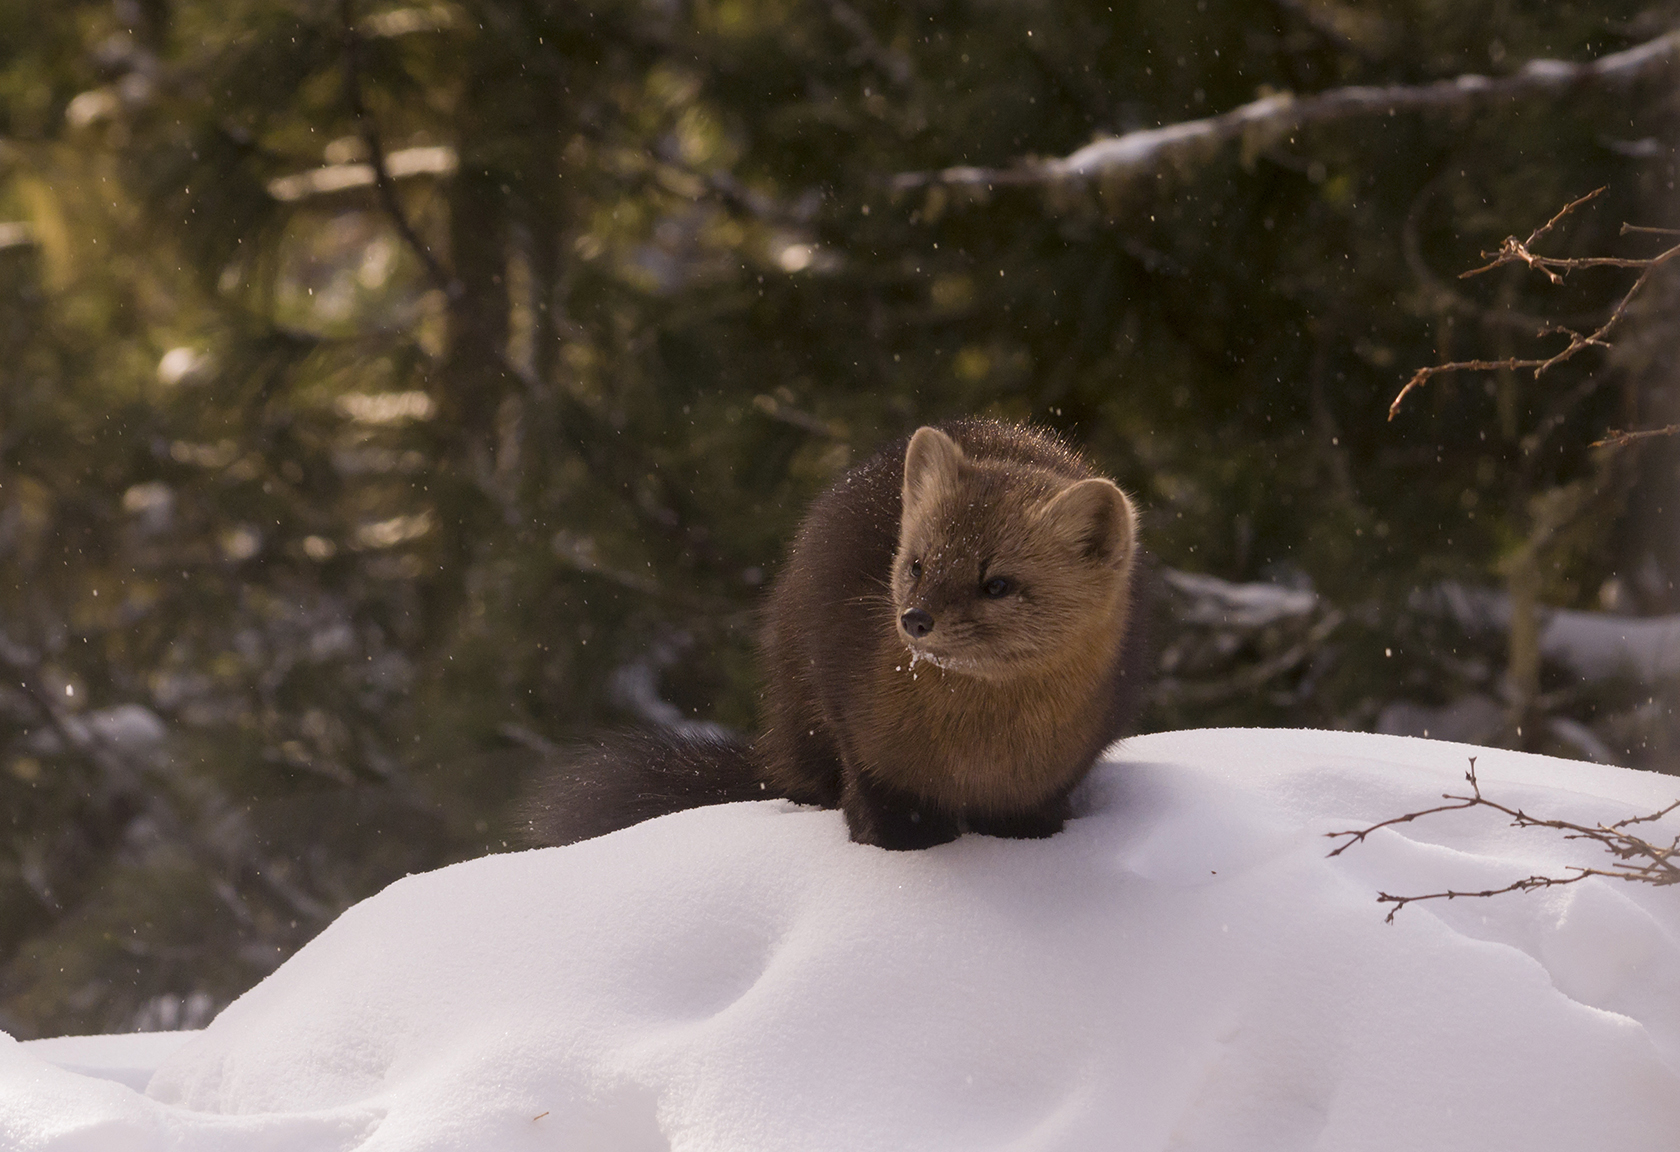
[[1, 0, 1678, 1039]]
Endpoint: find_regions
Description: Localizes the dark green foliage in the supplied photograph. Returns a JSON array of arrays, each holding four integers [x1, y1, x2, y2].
[[0, 0, 1676, 1036]]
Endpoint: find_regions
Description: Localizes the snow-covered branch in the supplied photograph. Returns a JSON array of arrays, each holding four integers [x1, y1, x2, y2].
[[265, 145, 458, 203], [893, 31, 1680, 191], [1426, 583, 1680, 683]]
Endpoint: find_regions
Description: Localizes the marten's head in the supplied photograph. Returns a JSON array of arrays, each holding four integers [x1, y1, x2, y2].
[[889, 425, 1136, 680]]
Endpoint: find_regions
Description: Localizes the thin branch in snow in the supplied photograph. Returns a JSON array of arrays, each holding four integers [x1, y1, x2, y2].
[[893, 31, 1680, 191], [1327, 757, 1680, 922]]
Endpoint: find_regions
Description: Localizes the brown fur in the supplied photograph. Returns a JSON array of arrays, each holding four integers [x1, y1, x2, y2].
[[757, 419, 1147, 849], [517, 419, 1150, 852]]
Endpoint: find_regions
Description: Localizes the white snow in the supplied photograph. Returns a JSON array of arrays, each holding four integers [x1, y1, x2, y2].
[[6, 727, 1680, 1151], [1159, 568, 1318, 628], [1424, 581, 1680, 682], [1540, 609, 1680, 683]]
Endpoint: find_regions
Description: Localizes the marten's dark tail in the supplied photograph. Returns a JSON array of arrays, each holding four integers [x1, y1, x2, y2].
[[514, 729, 773, 847]]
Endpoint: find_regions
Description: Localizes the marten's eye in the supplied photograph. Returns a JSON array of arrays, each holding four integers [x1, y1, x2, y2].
[[982, 576, 1012, 598], [909, 559, 922, 581]]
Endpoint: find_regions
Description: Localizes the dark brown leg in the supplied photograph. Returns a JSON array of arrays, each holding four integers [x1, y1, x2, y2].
[[841, 768, 960, 850], [964, 794, 1070, 841]]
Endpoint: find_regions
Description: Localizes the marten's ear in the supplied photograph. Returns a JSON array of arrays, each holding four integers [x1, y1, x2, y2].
[[1040, 479, 1136, 568], [902, 427, 964, 518]]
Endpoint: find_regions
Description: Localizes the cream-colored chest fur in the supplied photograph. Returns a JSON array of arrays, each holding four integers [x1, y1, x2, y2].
[[855, 607, 1127, 812]]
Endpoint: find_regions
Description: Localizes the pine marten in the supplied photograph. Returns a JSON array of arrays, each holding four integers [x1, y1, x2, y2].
[[519, 419, 1150, 851]]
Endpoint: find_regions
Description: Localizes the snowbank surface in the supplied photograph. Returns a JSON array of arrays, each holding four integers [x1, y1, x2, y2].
[[6, 728, 1680, 1151]]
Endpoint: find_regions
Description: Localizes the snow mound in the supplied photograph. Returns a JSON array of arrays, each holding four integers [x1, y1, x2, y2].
[[6, 728, 1680, 1151]]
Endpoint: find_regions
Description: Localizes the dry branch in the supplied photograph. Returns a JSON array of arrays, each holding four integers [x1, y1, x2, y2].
[[0, 630, 333, 924], [829, 0, 912, 89], [893, 31, 1680, 191], [1591, 423, 1680, 448], [1458, 186, 1609, 284], [339, 0, 461, 299], [1327, 757, 1680, 922], [1388, 190, 1680, 430]]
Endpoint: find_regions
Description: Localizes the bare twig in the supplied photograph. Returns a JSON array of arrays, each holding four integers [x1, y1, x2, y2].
[[1327, 756, 1680, 922], [828, 0, 913, 89], [339, 0, 460, 299], [1388, 191, 1680, 421], [0, 632, 144, 792], [1458, 186, 1608, 283], [1390, 358, 1538, 421], [1159, 607, 1344, 705], [1400, 172, 1566, 333], [0, 629, 333, 925], [1259, 0, 1384, 59], [1591, 423, 1680, 447], [894, 31, 1680, 191]]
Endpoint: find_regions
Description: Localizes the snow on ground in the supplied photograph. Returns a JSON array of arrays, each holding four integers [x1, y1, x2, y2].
[[13, 1031, 198, 1094], [6, 727, 1680, 1151]]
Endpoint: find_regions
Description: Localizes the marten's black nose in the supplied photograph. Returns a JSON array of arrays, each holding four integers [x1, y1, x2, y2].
[[900, 607, 935, 638]]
